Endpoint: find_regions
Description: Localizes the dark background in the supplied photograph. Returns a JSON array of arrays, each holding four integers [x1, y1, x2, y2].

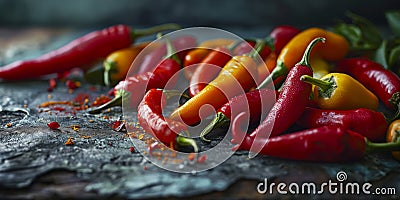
[[0, 0, 399, 29]]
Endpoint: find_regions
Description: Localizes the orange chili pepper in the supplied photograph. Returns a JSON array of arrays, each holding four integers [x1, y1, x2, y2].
[[258, 27, 349, 88], [170, 41, 263, 125], [183, 39, 234, 79]]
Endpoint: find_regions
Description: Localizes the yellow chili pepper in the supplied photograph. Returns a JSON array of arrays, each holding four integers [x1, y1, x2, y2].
[[103, 42, 149, 86], [387, 119, 400, 161], [310, 56, 330, 79], [170, 42, 262, 125], [301, 73, 379, 110], [258, 27, 349, 88]]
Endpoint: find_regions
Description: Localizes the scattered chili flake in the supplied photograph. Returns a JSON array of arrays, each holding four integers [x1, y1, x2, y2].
[[111, 120, 126, 132], [138, 134, 145, 140], [6, 123, 12, 128], [143, 165, 147, 170], [66, 79, 80, 90], [47, 94, 52, 99], [129, 146, 135, 153], [47, 121, 60, 130], [71, 125, 80, 132], [103, 116, 110, 119], [81, 135, 91, 139], [88, 119, 94, 123], [65, 137, 74, 146], [47, 78, 57, 92], [197, 155, 207, 164], [187, 153, 196, 161]]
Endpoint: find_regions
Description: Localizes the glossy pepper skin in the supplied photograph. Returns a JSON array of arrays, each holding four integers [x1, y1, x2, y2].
[[232, 37, 325, 155], [189, 46, 233, 97], [387, 119, 400, 160], [200, 88, 277, 141], [232, 124, 366, 162], [183, 38, 234, 79], [88, 38, 181, 114], [103, 42, 149, 86], [169, 42, 265, 126], [0, 24, 180, 80], [137, 89, 198, 151], [301, 73, 379, 111], [137, 89, 184, 145], [336, 58, 400, 110], [258, 27, 349, 88], [297, 107, 388, 142]]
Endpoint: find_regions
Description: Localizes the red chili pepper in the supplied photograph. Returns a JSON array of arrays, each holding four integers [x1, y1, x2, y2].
[[296, 107, 388, 142], [136, 36, 197, 74], [336, 58, 400, 111], [137, 89, 198, 150], [0, 24, 180, 80], [189, 46, 233, 97], [233, 25, 300, 57], [200, 88, 277, 141], [233, 40, 271, 59], [232, 121, 400, 162], [88, 37, 182, 114], [232, 37, 325, 154]]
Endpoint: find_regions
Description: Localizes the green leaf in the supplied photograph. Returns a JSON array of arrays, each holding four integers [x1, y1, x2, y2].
[[373, 40, 389, 69], [386, 10, 400, 36], [388, 44, 400, 68], [347, 12, 382, 48]]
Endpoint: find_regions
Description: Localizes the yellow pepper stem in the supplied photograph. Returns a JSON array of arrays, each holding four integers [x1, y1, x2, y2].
[[300, 75, 334, 92]]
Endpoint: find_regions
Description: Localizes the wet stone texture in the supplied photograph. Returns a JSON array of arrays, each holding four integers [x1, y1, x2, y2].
[[0, 29, 400, 199]]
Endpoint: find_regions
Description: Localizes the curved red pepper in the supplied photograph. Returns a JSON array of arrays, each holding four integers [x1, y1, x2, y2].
[[232, 123, 366, 162], [336, 58, 400, 110], [0, 24, 180, 80], [232, 37, 324, 154], [296, 107, 388, 142], [137, 89, 186, 145]]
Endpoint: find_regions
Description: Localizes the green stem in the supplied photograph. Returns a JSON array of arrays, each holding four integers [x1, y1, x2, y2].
[[163, 35, 181, 65], [200, 112, 230, 142], [365, 138, 400, 153], [297, 37, 326, 68], [131, 23, 181, 39], [300, 75, 333, 92], [103, 61, 116, 87], [256, 63, 288, 89], [248, 39, 265, 59], [176, 135, 199, 152], [88, 95, 122, 114]]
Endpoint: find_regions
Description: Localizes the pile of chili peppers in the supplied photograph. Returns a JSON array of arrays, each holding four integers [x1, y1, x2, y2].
[[3, 18, 400, 163]]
